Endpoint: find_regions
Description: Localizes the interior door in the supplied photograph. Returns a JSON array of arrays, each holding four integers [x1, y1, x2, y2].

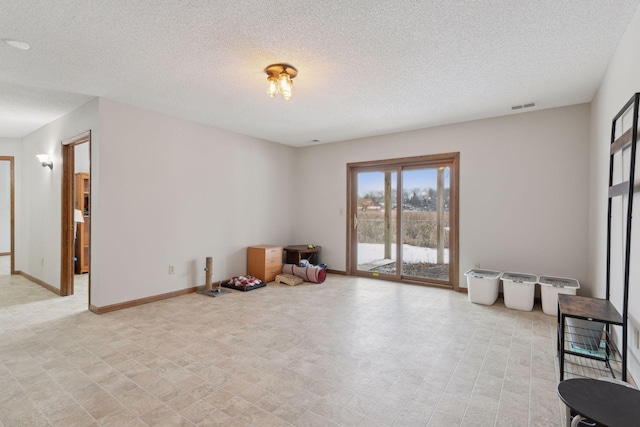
[[60, 130, 91, 300], [0, 157, 14, 275]]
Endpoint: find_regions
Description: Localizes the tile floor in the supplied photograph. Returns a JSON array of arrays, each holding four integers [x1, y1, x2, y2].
[[0, 257, 565, 426]]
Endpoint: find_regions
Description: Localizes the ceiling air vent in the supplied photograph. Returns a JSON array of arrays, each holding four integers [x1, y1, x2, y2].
[[511, 102, 537, 111]]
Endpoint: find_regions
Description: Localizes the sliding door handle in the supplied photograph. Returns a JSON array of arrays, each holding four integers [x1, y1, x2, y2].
[[354, 214, 358, 229]]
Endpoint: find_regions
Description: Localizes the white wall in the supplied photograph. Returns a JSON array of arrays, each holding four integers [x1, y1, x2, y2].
[[74, 142, 90, 173], [17, 99, 99, 289], [296, 105, 590, 288], [589, 3, 640, 384], [0, 138, 21, 258], [93, 99, 297, 307]]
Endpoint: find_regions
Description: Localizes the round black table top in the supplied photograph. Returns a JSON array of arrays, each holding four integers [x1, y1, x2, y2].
[[558, 378, 640, 427]]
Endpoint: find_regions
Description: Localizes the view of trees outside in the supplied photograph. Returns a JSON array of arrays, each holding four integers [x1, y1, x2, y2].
[[357, 168, 450, 280]]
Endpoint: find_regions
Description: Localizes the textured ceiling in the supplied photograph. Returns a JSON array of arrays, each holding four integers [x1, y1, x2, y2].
[[1, 1, 639, 146]]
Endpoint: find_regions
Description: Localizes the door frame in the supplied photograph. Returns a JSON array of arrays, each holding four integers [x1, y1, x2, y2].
[[346, 152, 460, 290], [60, 130, 91, 298], [0, 156, 16, 274]]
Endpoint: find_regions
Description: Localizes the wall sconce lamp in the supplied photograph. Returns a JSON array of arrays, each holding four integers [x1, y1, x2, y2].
[[36, 154, 53, 169], [265, 63, 298, 100], [74, 209, 85, 223]]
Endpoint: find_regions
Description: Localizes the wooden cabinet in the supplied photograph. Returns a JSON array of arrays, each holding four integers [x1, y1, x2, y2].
[[284, 245, 321, 265], [247, 245, 282, 282], [75, 173, 90, 274]]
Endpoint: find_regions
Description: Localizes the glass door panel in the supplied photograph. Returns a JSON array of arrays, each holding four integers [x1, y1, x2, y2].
[[355, 171, 398, 274], [401, 167, 450, 280]]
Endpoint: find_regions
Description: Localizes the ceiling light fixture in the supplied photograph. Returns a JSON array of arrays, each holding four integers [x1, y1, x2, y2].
[[2, 38, 30, 50], [265, 64, 297, 100]]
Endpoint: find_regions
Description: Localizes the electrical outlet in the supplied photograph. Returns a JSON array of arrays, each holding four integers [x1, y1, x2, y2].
[[635, 328, 639, 349], [339, 208, 344, 215], [474, 263, 480, 269], [169, 265, 175, 274]]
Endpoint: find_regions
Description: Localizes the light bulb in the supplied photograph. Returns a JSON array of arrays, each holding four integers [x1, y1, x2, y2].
[[278, 73, 291, 93], [278, 73, 293, 100], [266, 76, 279, 98], [281, 80, 293, 100]]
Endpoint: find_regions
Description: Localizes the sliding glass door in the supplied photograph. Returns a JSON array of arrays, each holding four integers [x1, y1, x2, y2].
[[348, 153, 458, 288]]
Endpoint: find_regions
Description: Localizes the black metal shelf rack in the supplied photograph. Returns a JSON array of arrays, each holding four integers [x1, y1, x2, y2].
[[557, 93, 639, 382]]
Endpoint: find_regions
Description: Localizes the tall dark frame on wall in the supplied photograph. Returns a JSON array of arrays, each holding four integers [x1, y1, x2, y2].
[[557, 93, 638, 382], [346, 152, 460, 290]]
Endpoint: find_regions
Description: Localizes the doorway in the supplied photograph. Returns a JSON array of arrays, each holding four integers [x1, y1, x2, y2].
[[60, 131, 91, 301], [347, 153, 459, 289], [0, 157, 15, 275]]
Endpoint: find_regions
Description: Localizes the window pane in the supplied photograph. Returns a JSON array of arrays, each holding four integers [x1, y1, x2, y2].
[[401, 167, 450, 280], [356, 171, 397, 273]]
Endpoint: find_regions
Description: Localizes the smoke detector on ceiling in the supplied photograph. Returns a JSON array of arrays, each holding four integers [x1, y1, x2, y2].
[[511, 101, 537, 111]]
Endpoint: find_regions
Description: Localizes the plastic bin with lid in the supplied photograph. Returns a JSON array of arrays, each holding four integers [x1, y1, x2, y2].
[[501, 272, 538, 311], [464, 269, 502, 305], [538, 275, 580, 315]]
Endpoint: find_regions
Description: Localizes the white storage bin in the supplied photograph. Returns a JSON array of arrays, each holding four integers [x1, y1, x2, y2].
[[538, 275, 580, 315], [464, 269, 502, 305], [501, 272, 538, 311]]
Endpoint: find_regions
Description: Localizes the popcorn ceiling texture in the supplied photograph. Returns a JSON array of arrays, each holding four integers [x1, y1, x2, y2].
[[1, 0, 639, 145]]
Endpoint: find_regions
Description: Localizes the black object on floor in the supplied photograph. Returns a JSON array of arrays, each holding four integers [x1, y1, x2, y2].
[[221, 281, 266, 292]]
